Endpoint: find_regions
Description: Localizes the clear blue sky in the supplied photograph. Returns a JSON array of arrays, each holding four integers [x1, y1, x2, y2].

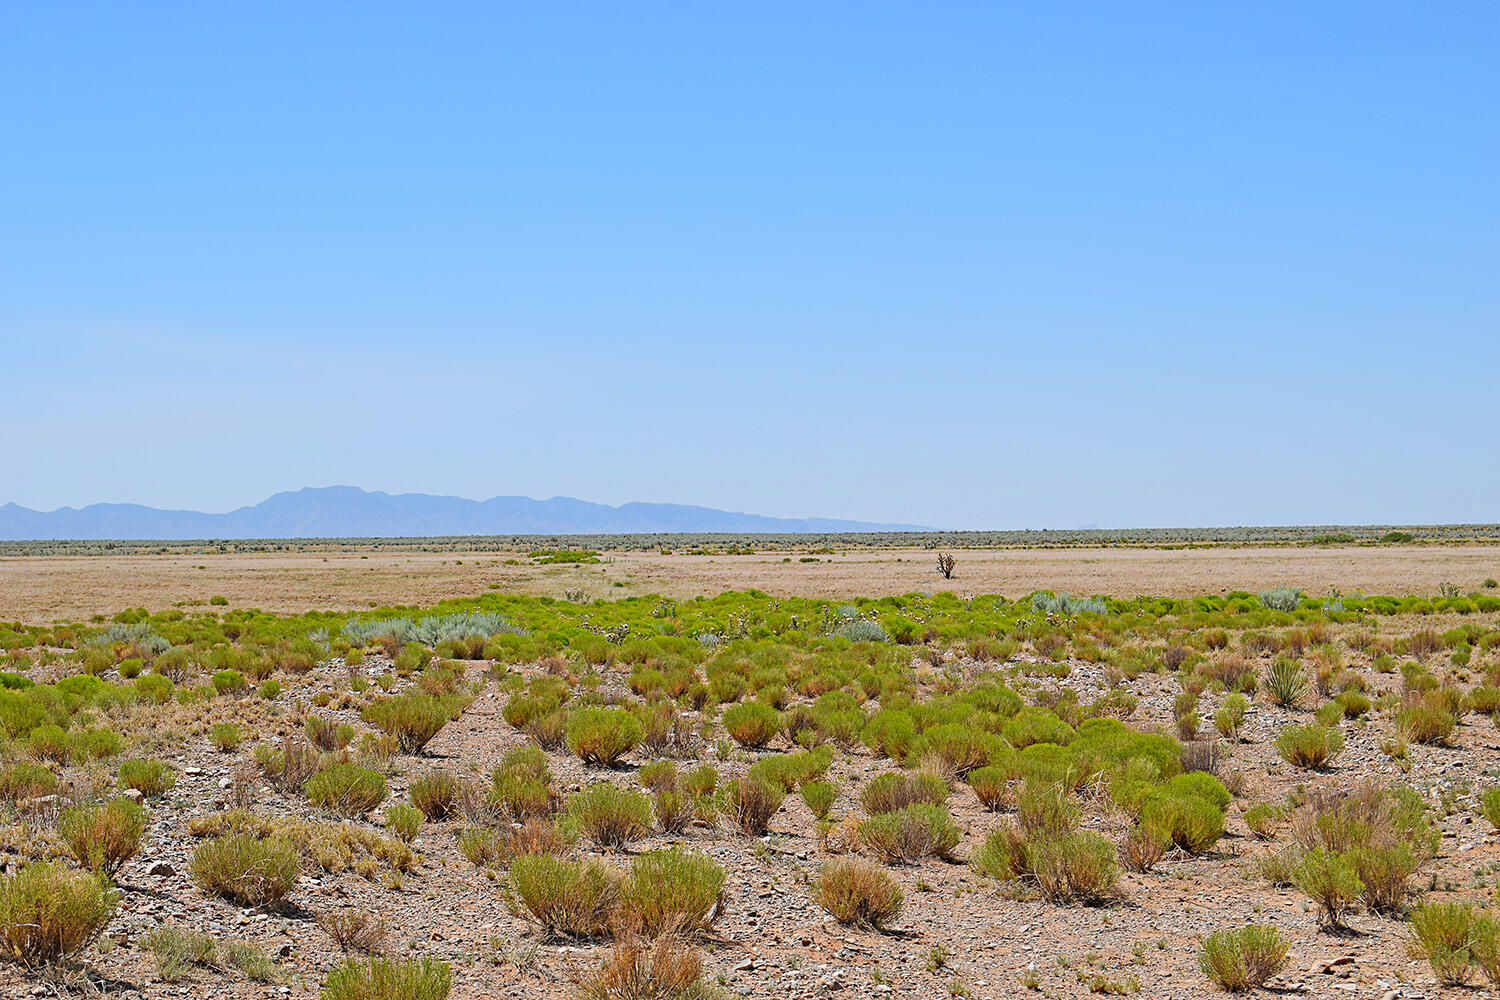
[[2, 3, 1495, 529]]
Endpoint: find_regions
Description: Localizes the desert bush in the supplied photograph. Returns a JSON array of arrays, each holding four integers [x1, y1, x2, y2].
[[1263, 658, 1309, 707], [1243, 803, 1286, 840], [1292, 847, 1362, 928], [1408, 901, 1484, 986], [566, 783, 652, 849], [1352, 844, 1417, 914], [1140, 793, 1224, 854], [1399, 701, 1457, 745], [0, 862, 117, 963], [145, 925, 218, 980], [307, 762, 389, 817], [800, 780, 836, 819], [210, 722, 242, 752], [504, 854, 620, 937], [575, 935, 721, 1000], [362, 693, 456, 753], [724, 776, 784, 836], [211, 669, 248, 695], [119, 757, 177, 797], [966, 765, 1012, 811], [1276, 724, 1344, 770], [615, 848, 725, 936], [1118, 824, 1168, 873], [566, 708, 644, 767], [1259, 587, 1303, 612], [191, 833, 300, 907], [410, 771, 457, 819], [858, 803, 960, 864], [58, 797, 148, 875], [321, 956, 453, 1000], [860, 771, 947, 815], [318, 907, 388, 954], [813, 857, 904, 927], [257, 739, 322, 793], [1198, 925, 1289, 992], [0, 761, 58, 801], [721, 702, 781, 749], [385, 803, 422, 843]]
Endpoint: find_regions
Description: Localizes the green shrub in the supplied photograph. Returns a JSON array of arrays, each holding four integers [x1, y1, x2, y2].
[[1275, 724, 1344, 770], [1198, 925, 1289, 992], [0, 862, 117, 963], [1400, 702, 1457, 745], [118, 757, 177, 797], [1292, 847, 1362, 928], [191, 834, 300, 907], [565, 783, 652, 849], [722, 702, 781, 749], [504, 854, 620, 937], [211, 669, 248, 695], [972, 826, 1118, 902], [813, 857, 904, 927], [322, 956, 454, 1000], [409, 771, 456, 820], [385, 803, 422, 843], [27, 724, 70, 765], [1408, 902, 1484, 986], [1140, 793, 1224, 854], [306, 763, 389, 817], [58, 798, 148, 875], [858, 803, 960, 864], [210, 722, 242, 752], [0, 762, 58, 801], [362, 694, 456, 753], [800, 780, 836, 819], [860, 771, 947, 815], [615, 848, 725, 936], [565, 708, 644, 767]]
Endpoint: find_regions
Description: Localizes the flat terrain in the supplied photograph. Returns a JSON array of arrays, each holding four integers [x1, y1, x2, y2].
[[4, 543, 1499, 621]]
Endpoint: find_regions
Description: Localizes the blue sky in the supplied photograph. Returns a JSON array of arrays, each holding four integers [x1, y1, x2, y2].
[[2, 3, 1495, 529]]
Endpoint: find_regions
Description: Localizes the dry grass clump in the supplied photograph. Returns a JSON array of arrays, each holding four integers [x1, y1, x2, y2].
[[721, 702, 781, 749], [321, 955, 453, 1000], [57, 797, 148, 875], [576, 935, 724, 1000], [145, 925, 276, 982], [813, 857, 904, 928], [1407, 901, 1500, 986], [256, 739, 324, 793], [190, 833, 300, 906], [725, 777, 784, 836], [318, 907, 388, 953], [1198, 925, 1289, 992], [0, 862, 118, 963]]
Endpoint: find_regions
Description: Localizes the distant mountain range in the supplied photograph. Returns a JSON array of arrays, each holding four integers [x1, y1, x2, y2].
[[0, 487, 930, 539]]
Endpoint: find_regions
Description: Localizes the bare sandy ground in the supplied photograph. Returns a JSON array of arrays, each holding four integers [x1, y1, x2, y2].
[[3, 544, 1498, 621]]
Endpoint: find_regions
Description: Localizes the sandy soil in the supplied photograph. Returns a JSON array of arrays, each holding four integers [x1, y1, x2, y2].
[[3, 545, 1498, 622]]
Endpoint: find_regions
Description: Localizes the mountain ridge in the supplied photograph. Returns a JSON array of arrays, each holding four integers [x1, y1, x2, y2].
[[0, 487, 930, 539]]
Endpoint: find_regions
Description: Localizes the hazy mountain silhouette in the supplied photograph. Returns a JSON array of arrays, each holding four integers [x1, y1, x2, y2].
[[0, 486, 929, 539]]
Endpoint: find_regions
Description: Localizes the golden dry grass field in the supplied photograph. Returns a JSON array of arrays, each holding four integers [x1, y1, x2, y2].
[[3, 543, 1499, 621]]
